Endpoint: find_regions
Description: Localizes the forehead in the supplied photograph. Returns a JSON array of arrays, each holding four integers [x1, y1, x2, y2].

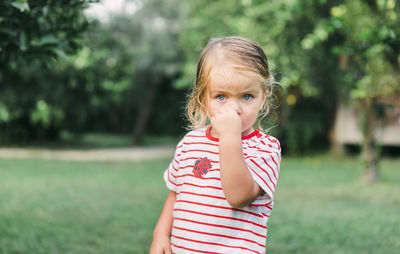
[[208, 65, 262, 93]]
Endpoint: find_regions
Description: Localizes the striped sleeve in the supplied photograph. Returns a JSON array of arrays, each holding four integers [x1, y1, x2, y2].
[[163, 139, 184, 191], [246, 136, 281, 201]]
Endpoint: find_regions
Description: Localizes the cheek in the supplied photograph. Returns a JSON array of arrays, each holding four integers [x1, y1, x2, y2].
[[206, 100, 215, 117], [207, 100, 224, 117], [243, 102, 262, 118], [207, 101, 218, 117], [253, 98, 265, 111]]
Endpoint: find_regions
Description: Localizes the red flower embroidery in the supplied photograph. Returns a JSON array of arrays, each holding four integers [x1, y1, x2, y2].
[[193, 157, 212, 178]]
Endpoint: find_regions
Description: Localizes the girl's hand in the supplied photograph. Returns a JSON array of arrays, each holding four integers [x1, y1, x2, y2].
[[149, 234, 172, 254], [210, 103, 242, 139], [150, 191, 175, 254]]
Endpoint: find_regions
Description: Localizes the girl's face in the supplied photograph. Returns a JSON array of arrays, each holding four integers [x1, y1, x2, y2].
[[206, 66, 266, 136]]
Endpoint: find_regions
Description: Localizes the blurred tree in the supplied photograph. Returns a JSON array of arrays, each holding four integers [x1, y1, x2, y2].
[[301, 0, 400, 182], [124, 0, 183, 144], [0, 0, 186, 144], [0, 0, 93, 67], [0, 0, 94, 142], [335, 0, 399, 182], [67, 12, 185, 139], [81, 0, 185, 143], [2, 0, 397, 164]]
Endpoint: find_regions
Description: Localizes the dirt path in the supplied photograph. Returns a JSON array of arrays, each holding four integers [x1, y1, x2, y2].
[[0, 146, 175, 161]]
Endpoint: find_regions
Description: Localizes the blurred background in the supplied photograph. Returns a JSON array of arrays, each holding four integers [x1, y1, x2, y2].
[[0, 0, 399, 253]]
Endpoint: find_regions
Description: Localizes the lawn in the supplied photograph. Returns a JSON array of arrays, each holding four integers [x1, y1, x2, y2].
[[1, 132, 181, 150], [0, 155, 399, 254]]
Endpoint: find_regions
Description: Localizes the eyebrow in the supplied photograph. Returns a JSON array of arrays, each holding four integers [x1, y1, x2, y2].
[[209, 88, 259, 94], [210, 89, 228, 94]]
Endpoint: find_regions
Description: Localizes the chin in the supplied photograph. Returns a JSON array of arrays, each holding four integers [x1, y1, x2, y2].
[[241, 128, 253, 136]]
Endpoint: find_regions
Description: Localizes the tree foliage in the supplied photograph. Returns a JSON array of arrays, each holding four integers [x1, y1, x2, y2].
[[0, 0, 92, 69], [0, 0, 185, 143], [1, 0, 399, 163], [0, 0, 93, 142]]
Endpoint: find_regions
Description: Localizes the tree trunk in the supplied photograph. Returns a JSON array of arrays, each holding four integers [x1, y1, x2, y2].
[[330, 101, 345, 155], [132, 79, 159, 145], [361, 97, 379, 183]]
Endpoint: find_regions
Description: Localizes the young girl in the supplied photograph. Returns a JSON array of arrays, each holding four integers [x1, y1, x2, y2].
[[150, 36, 281, 254]]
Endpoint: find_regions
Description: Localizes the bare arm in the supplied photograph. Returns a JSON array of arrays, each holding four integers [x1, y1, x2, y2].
[[149, 191, 176, 254], [219, 133, 261, 208], [210, 105, 262, 208]]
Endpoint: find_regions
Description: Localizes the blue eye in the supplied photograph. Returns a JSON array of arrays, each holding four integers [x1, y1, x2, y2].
[[242, 94, 253, 101], [217, 95, 226, 101]]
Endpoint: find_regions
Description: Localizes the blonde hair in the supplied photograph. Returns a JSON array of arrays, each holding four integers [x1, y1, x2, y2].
[[186, 36, 278, 132]]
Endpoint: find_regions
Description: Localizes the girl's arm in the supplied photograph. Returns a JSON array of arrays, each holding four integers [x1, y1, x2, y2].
[[219, 134, 262, 208], [149, 191, 176, 254], [210, 105, 262, 208]]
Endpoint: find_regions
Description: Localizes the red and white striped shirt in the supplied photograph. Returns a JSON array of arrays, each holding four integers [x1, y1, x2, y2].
[[164, 126, 281, 254]]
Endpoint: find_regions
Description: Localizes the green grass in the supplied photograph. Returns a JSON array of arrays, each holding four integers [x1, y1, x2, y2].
[[0, 158, 170, 254], [1, 132, 182, 150], [0, 155, 399, 253], [268, 155, 400, 254]]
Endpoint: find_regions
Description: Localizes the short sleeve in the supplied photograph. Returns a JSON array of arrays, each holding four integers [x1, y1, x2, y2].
[[245, 136, 281, 202], [163, 139, 184, 191]]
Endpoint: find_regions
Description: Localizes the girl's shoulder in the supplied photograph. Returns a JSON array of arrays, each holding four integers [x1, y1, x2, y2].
[[247, 130, 281, 152], [184, 127, 208, 137], [174, 127, 208, 147]]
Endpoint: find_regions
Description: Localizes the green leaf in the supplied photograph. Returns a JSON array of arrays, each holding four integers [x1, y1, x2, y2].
[[0, 28, 17, 37], [49, 47, 68, 60], [19, 32, 28, 51], [301, 35, 316, 50], [0, 103, 10, 123], [350, 89, 366, 99], [30, 100, 51, 127], [11, 1, 30, 12], [31, 35, 59, 46]]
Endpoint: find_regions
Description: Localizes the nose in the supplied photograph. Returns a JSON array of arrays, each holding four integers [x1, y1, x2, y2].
[[228, 99, 242, 115]]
